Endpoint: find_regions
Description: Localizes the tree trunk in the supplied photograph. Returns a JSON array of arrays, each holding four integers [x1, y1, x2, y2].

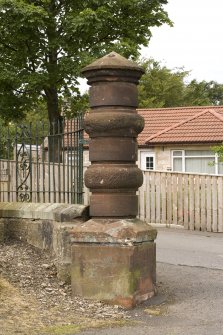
[[45, 87, 63, 163]]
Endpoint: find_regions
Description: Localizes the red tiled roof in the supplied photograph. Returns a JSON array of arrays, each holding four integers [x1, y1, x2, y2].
[[137, 106, 223, 145]]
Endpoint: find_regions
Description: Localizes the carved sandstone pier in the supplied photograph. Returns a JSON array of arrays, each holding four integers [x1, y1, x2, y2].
[[70, 52, 157, 308]]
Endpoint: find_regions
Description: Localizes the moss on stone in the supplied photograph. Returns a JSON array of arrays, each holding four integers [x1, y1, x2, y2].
[[129, 268, 141, 294]]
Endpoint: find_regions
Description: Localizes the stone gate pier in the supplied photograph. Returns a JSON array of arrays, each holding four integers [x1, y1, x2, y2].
[[70, 52, 157, 309]]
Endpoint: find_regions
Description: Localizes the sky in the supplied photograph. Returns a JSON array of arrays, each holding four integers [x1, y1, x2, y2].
[[80, 0, 223, 92], [141, 0, 223, 83]]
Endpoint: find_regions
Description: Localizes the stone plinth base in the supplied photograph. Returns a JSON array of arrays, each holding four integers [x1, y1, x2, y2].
[[70, 219, 157, 309]]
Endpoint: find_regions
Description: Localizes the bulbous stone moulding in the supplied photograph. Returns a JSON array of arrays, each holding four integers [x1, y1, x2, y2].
[[82, 52, 145, 217], [84, 109, 144, 138]]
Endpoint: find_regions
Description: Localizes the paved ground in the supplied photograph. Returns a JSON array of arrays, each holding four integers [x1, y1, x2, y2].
[[79, 228, 223, 335], [157, 227, 223, 270]]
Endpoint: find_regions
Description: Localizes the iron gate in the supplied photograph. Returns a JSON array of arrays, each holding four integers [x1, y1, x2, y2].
[[0, 115, 84, 204]]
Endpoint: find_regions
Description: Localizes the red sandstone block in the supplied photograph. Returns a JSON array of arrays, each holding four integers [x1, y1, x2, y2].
[[71, 242, 156, 308]]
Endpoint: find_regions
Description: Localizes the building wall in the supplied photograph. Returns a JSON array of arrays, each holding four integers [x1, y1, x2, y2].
[[85, 144, 217, 172], [138, 144, 219, 172], [154, 144, 217, 172], [153, 147, 171, 171]]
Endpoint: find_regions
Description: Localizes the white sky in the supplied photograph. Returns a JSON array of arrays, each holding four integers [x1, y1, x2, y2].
[[80, 0, 223, 92], [141, 0, 223, 83]]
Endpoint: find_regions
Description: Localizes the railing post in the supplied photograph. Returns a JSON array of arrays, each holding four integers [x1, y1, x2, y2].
[[70, 52, 157, 308]]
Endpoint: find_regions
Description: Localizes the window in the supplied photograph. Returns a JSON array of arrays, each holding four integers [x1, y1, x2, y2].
[[146, 156, 154, 170], [140, 152, 155, 171], [172, 150, 222, 175]]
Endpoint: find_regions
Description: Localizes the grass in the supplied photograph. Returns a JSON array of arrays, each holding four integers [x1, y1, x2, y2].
[[0, 275, 133, 335], [39, 319, 132, 335]]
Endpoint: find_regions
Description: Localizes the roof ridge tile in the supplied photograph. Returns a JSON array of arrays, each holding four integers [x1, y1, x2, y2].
[[137, 105, 223, 112], [145, 109, 209, 143], [209, 109, 223, 122]]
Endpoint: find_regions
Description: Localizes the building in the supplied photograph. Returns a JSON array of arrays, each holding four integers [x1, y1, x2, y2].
[[137, 106, 223, 175]]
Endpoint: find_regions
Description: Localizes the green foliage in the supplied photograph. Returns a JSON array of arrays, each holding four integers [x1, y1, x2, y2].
[[212, 145, 223, 162], [23, 99, 48, 124], [0, 0, 171, 122], [62, 93, 90, 118], [0, 118, 16, 159], [0, 100, 48, 160], [138, 59, 188, 108], [186, 80, 223, 106], [138, 59, 223, 108]]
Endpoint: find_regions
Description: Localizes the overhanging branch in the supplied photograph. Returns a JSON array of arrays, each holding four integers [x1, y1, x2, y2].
[[0, 40, 17, 52]]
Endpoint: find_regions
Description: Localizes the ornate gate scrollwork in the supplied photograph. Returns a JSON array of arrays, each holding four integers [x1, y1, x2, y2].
[[16, 126, 32, 202]]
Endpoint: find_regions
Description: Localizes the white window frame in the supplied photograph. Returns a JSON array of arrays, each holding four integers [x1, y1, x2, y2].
[[140, 151, 155, 171], [172, 150, 185, 172], [172, 150, 222, 175]]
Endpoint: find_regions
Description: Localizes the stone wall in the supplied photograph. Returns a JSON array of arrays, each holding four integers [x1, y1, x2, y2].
[[0, 202, 89, 282]]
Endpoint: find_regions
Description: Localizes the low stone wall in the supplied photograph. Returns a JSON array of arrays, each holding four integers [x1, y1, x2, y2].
[[0, 202, 89, 282]]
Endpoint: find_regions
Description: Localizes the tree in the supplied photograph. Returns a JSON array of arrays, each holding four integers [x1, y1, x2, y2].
[[138, 59, 223, 108], [62, 93, 90, 119], [0, 101, 48, 161], [212, 145, 223, 162], [208, 82, 223, 106], [138, 59, 189, 108], [184, 80, 223, 106], [0, 0, 171, 124]]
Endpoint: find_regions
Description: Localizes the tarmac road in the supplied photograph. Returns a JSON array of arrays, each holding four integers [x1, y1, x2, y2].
[[79, 228, 223, 335], [156, 227, 223, 270]]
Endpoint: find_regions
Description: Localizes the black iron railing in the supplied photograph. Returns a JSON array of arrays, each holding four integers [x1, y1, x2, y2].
[[0, 115, 84, 204]]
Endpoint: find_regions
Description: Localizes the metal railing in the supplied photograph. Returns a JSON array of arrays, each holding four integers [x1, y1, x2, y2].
[[0, 115, 84, 204]]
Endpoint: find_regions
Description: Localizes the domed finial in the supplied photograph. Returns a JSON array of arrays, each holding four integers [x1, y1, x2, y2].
[[82, 51, 144, 73]]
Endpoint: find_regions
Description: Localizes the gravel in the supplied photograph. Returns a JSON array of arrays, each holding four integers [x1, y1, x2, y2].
[[0, 240, 130, 335]]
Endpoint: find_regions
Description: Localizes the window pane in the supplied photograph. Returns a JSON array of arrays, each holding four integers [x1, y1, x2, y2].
[[146, 156, 154, 170], [218, 162, 223, 175], [173, 158, 183, 172], [185, 150, 214, 157], [185, 157, 215, 174], [173, 151, 183, 156]]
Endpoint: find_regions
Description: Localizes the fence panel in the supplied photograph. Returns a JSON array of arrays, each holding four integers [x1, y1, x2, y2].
[[139, 171, 145, 221], [200, 175, 206, 231], [166, 173, 172, 225], [218, 177, 223, 232], [177, 174, 183, 225], [183, 174, 189, 229], [161, 172, 167, 224], [194, 175, 201, 231], [206, 176, 212, 231], [139, 171, 223, 232], [189, 175, 195, 230], [212, 177, 218, 232], [172, 174, 178, 225], [155, 172, 161, 223], [145, 173, 151, 222]]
